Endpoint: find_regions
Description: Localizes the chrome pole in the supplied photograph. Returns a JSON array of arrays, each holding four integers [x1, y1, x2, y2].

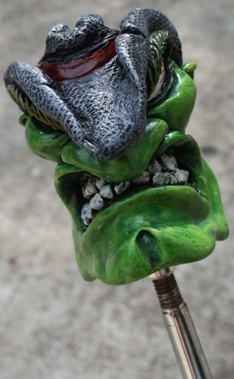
[[151, 268, 213, 379]]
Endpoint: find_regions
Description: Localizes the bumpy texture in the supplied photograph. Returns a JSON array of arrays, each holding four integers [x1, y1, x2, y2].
[[4, 8, 229, 284]]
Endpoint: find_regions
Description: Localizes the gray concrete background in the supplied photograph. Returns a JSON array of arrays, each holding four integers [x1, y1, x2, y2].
[[0, 1, 233, 378]]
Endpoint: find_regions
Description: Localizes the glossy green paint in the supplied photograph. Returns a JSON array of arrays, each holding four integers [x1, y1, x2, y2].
[[20, 62, 229, 285], [147, 62, 197, 132]]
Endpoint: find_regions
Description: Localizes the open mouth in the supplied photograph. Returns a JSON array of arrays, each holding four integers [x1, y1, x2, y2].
[[78, 149, 194, 227], [54, 129, 205, 233]]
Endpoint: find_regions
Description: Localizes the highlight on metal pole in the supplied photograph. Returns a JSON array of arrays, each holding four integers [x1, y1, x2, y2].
[[151, 268, 213, 379]]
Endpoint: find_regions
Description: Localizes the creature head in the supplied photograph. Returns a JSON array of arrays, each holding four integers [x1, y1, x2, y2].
[[4, 8, 228, 284]]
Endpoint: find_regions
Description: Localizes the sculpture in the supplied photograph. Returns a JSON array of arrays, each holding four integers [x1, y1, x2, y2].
[[4, 8, 229, 285]]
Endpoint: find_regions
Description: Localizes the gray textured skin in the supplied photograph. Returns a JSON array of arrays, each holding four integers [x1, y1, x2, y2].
[[4, 8, 182, 160]]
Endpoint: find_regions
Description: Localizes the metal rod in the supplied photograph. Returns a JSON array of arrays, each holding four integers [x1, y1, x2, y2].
[[151, 268, 213, 379]]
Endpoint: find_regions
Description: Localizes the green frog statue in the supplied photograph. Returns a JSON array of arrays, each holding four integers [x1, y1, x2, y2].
[[4, 8, 228, 284]]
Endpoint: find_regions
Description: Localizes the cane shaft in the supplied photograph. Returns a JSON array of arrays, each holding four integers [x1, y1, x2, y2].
[[152, 269, 213, 379]]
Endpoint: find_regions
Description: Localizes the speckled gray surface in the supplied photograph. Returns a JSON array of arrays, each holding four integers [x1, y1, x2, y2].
[[0, 1, 233, 378]]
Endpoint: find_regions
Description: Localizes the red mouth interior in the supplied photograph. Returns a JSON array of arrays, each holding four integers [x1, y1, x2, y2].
[[37, 39, 116, 80]]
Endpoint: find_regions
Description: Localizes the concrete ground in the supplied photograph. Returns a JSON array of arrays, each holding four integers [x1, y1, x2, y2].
[[0, 0, 233, 378]]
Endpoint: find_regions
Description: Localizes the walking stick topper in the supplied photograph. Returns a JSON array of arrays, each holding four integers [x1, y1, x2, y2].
[[4, 8, 228, 285]]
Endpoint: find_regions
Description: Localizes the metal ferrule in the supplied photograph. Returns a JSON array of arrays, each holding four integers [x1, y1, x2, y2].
[[152, 268, 213, 379]]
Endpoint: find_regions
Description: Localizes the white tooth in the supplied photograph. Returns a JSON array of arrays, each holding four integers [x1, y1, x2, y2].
[[81, 203, 93, 226], [114, 182, 130, 195], [152, 172, 172, 186], [174, 169, 189, 184], [161, 154, 177, 171], [170, 175, 178, 185], [147, 159, 161, 174], [82, 179, 97, 199], [95, 177, 106, 190], [90, 193, 105, 210], [100, 185, 114, 199], [132, 171, 150, 184]]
